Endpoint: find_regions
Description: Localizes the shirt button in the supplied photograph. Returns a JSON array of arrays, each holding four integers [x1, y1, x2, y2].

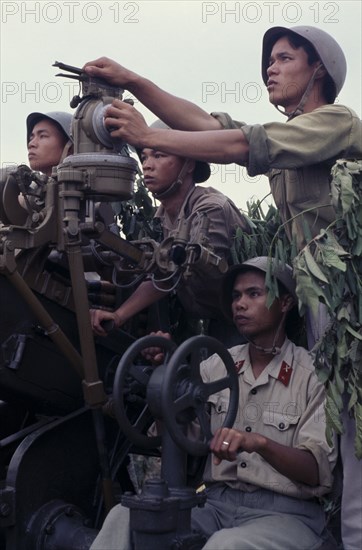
[[240, 462, 247, 468], [245, 426, 252, 432], [279, 422, 285, 430], [251, 389, 257, 395]]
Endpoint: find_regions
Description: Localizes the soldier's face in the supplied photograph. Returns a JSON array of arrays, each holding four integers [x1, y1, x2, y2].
[[266, 36, 320, 111], [231, 271, 285, 342], [28, 120, 66, 175], [140, 149, 186, 195]]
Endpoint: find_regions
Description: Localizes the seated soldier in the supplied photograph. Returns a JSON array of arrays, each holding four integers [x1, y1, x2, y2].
[[90, 256, 337, 550]]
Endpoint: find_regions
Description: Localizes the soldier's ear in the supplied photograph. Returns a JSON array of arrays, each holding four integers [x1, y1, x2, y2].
[[281, 294, 295, 313]]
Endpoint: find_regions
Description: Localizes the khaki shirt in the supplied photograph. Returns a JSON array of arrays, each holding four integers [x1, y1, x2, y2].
[[213, 105, 362, 249], [155, 185, 249, 319], [201, 338, 337, 499]]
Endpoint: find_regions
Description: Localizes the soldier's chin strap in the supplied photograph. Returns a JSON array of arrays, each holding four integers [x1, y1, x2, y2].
[[59, 139, 73, 163], [244, 310, 288, 356], [152, 159, 193, 200], [275, 63, 324, 120]]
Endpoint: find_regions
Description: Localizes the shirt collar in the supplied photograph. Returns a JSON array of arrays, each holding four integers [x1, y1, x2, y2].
[[230, 339, 294, 387], [155, 185, 197, 229]]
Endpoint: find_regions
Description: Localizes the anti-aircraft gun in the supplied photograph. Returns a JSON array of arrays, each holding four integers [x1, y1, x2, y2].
[[0, 63, 234, 548]]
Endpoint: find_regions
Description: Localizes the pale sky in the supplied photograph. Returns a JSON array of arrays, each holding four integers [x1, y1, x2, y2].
[[1, 0, 361, 212]]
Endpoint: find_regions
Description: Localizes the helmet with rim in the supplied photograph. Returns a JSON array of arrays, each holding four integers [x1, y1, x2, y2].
[[261, 26, 347, 103], [26, 111, 73, 143]]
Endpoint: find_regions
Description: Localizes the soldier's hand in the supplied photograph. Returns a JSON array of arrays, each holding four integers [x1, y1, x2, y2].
[[83, 57, 136, 88], [90, 308, 121, 337], [210, 427, 264, 465], [103, 99, 149, 147], [141, 331, 172, 365]]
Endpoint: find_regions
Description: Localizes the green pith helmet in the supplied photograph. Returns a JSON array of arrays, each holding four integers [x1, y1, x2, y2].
[[262, 26, 347, 102], [221, 256, 297, 322], [26, 111, 73, 143]]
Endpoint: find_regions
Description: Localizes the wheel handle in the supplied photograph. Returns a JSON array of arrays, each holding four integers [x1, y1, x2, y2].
[[113, 335, 176, 449], [161, 336, 239, 456]]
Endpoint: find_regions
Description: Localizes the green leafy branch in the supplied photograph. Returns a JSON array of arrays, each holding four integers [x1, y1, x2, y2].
[[233, 160, 362, 457], [293, 160, 362, 457]]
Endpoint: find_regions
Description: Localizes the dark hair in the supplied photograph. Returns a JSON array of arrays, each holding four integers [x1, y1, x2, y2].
[[284, 32, 336, 104]]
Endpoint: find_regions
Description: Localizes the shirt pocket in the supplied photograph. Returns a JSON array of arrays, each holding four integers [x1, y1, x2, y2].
[[268, 169, 283, 208], [209, 395, 229, 433], [262, 411, 300, 445], [269, 166, 325, 209]]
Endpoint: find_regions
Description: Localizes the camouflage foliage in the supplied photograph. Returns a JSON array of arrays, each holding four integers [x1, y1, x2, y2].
[[232, 160, 362, 457], [112, 168, 162, 242], [294, 160, 362, 458]]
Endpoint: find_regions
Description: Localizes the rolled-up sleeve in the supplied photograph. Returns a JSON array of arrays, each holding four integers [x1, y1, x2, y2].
[[294, 378, 338, 494], [240, 124, 271, 176], [211, 105, 362, 177]]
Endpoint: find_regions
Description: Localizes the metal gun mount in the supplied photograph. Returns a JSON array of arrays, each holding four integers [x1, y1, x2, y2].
[[53, 60, 138, 201], [0, 61, 229, 548]]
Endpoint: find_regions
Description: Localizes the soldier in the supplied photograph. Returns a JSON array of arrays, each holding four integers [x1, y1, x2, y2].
[[16, 111, 73, 212], [26, 111, 73, 176], [90, 120, 251, 346], [90, 257, 337, 550], [84, 26, 362, 548]]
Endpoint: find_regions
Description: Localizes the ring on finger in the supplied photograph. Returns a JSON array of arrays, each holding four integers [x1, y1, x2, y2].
[[222, 440, 230, 447]]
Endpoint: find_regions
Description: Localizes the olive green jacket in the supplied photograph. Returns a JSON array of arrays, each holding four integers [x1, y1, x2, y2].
[[213, 105, 362, 249]]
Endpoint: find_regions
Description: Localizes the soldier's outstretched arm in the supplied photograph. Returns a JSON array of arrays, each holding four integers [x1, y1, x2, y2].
[[103, 99, 249, 164], [83, 57, 221, 132]]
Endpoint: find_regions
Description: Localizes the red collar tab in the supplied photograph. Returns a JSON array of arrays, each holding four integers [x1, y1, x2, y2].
[[234, 360, 245, 373], [277, 361, 293, 386]]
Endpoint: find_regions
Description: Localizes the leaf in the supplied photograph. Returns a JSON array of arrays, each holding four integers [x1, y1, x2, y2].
[[325, 391, 344, 444], [303, 248, 329, 282], [345, 324, 362, 341], [295, 269, 330, 317], [316, 369, 330, 385], [328, 379, 344, 411], [334, 368, 345, 395], [337, 306, 350, 322], [352, 235, 362, 256], [315, 231, 350, 271], [354, 403, 362, 459], [340, 173, 356, 215], [349, 339, 362, 369]]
